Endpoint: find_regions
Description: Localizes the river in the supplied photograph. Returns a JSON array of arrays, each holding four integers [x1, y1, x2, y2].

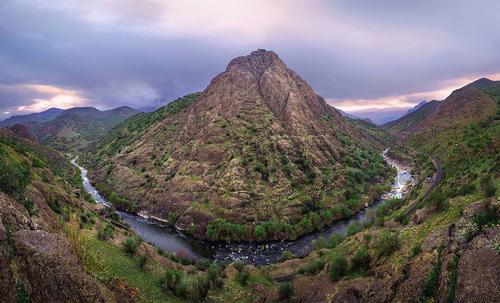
[[72, 151, 413, 266]]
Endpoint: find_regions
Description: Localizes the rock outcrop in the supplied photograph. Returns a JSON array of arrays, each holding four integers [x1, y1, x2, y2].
[[14, 230, 106, 303]]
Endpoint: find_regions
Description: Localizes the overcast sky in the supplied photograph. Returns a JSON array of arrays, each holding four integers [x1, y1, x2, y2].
[[1, 0, 500, 121]]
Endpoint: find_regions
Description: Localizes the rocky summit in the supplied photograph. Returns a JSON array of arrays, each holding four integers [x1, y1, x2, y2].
[[85, 50, 393, 241]]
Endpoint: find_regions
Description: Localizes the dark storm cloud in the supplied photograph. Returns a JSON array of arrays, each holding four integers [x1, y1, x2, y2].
[[1, 0, 499, 120]]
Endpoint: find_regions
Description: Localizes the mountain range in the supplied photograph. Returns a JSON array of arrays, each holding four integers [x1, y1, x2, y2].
[[0, 106, 139, 151]]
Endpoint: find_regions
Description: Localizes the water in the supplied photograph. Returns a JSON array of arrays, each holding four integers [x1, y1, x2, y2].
[[72, 151, 413, 266]]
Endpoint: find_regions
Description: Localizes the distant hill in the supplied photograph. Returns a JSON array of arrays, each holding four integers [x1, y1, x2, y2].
[[382, 101, 440, 138], [34, 106, 139, 152], [0, 108, 63, 127], [1, 106, 140, 152]]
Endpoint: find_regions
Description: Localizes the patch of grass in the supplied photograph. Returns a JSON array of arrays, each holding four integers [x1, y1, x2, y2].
[[81, 231, 181, 303]]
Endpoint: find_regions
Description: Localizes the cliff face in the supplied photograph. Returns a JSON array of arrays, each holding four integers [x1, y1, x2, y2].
[[87, 50, 392, 240]]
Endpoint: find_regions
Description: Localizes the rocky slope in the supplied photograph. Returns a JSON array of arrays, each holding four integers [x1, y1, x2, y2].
[[85, 50, 393, 241], [0, 128, 114, 302], [384, 79, 498, 139], [382, 101, 440, 138]]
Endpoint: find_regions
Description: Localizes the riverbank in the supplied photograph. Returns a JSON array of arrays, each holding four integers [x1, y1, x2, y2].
[[72, 152, 414, 265]]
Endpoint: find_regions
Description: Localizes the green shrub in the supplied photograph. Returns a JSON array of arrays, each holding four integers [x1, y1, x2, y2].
[[0, 160, 31, 196], [254, 225, 267, 240], [162, 269, 186, 297], [373, 230, 400, 257], [328, 233, 345, 248], [279, 282, 294, 300], [122, 236, 141, 255], [346, 222, 363, 237], [195, 258, 211, 271], [279, 250, 295, 262], [137, 255, 148, 270], [236, 270, 250, 286], [480, 175, 497, 197], [300, 259, 326, 274], [207, 264, 222, 285], [48, 199, 62, 214], [329, 255, 348, 281], [97, 223, 114, 240], [350, 245, 370, 271]]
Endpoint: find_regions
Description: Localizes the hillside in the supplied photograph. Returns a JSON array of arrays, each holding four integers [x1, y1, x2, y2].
[[84, 50, 394, 241], [26, 106, 139, 151], [0, 108, 63, 127], [382, 101, 440, 138]]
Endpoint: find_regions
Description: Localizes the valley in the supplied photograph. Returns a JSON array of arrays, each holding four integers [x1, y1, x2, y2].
[[0, 50, 498, 303], [73, 150, 413, 265]]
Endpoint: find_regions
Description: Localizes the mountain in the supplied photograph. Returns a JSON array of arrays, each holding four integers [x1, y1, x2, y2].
[[407, 100, 427, 113], [385, 78, 499, 195], [384, 80, 497, 140], [23, 106, 139, 151], [382, 100, 440, 138], [84, 50, 394, 241], [345, 107, 412, 125], [0, 107, 63, 127]]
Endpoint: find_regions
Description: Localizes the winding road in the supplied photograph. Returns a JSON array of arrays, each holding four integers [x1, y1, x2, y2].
[[405, 155, 442, 216]]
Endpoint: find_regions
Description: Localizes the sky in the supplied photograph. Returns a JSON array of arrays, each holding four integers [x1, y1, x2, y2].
[[1, 0, 500, 123]]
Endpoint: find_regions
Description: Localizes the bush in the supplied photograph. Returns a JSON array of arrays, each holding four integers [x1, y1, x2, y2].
[[346, 222, 363, 237], [122, 236, 141, 255], [328, 233, 345, 248], [279, 250, 295, 262], [480, 175, 496, 198], [162, 269, 186, 297], [236, 270, 250, 286], [48, 199, 62, 214], [299, 259, 326, 274], [279, 282, 294, 300], [137, 255, 148, 270], [97, 223, 114, 240], [0, 160, 31, 196], [373, 230, 400, 257], [329, 255, 348, 281], [254, 225, 267, 240], [233, 262, 245, 272], [207, 264, 222, 285], [350, 245, 370, 271], [195, 258, 211, 271]]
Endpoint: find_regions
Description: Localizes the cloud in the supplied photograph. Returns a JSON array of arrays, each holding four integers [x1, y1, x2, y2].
[[0, 84, 90, 114], [328, 72, 500, 112], [1, 0, 500, 121]]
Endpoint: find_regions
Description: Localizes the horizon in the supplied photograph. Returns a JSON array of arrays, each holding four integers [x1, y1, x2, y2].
[[1, 1, 500, 123]]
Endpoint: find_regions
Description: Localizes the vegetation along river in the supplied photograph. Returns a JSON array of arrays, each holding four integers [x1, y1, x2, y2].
[[72, 150, 413, 266]]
